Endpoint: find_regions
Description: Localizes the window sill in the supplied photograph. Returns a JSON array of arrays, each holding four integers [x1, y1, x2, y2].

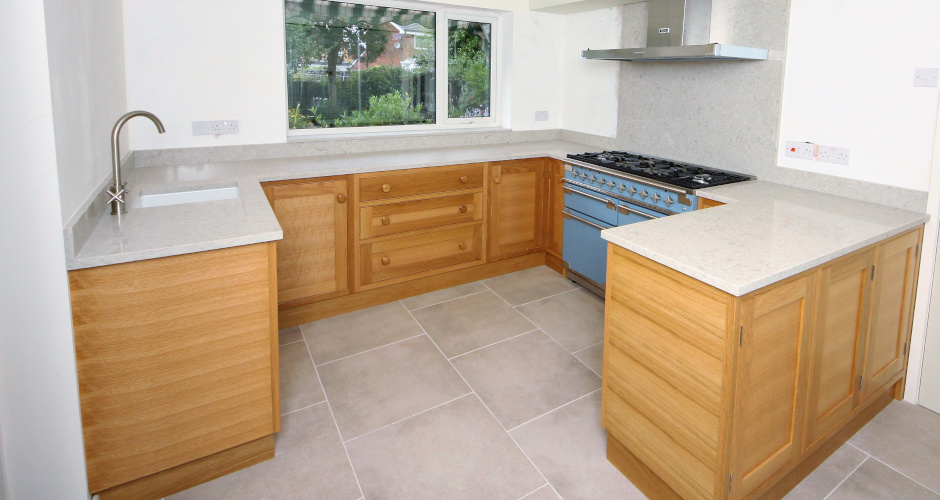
[[286, 125, 511, 142]]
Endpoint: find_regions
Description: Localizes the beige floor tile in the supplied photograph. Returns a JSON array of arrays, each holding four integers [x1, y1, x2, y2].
[[510, 391, 644, 500], [411, 291, 536, 358], [452, 331, 601, 429], [279, 342, 325, 414], [400, 281, 488, 310], [849, 401, 940, 492], [573, 343, 603, 377], [301, 301, 424, 365], [518, 288, 604, 352], [278, 326, 303, 345], [784, 444, 868, 499], [483, 266, 578, 306], [317, 336, 470, 440], [519, 485, 562, 500], [169, 404, 361, 500], [828, 458, 939, 500], [345, 395, 544, 500]]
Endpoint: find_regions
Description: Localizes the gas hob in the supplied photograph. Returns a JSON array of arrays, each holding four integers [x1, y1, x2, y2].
[[566, 151, 751, 190]]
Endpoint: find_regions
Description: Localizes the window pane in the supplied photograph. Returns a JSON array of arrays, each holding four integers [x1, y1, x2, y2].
[[285, 0, 436, 129], [448, 20, 491, 119]]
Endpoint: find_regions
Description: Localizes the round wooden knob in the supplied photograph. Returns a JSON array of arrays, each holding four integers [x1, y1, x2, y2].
[[460, 176, 469, 184], [494, 178, 501, 185], [381, 216, 391, 226], [381, 257, 391, 266], [337, 194, 347, 203], [382, 184, 391, 193], [458, 242, 467, 250], [458, 206, 468, 214]]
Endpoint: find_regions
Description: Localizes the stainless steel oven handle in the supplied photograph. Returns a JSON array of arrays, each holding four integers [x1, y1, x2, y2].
[[618, 205, 660, 219], [562, 210, 609, 231], [562, 186, 616, 210]]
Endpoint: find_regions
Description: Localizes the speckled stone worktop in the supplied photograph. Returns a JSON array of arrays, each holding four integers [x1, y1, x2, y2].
[[601, 180, 929, 296]]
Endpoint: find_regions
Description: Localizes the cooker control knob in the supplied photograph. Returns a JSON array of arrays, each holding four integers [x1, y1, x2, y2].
[[618, 183, 627, 192], [628, 186, 637, 196], [598, 177, 605, 185], [580, 172, 588, 181], [589, 174, 597, 183], [652, 193, 662, 202], [640, 189, 649, 199], [664, 196, 675, 207], [608, 180, 617, 189]]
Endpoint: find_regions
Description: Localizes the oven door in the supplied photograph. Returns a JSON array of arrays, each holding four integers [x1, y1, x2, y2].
[[562, 210, 613, 295]]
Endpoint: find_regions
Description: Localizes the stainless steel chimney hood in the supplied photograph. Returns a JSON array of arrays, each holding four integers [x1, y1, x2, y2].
[[582, 0, 768, 62]]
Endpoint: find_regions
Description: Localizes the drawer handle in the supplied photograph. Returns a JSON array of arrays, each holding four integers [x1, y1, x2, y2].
[[382, 184, 391, 193], [494, 178, 501, 184], [337, 194, 347, 204], [381, 216, 391, 225], [459, 242, 467, 250], [381, 257, 391, 266], [458, 206, 468, 214], [460, 176, 469, 184]]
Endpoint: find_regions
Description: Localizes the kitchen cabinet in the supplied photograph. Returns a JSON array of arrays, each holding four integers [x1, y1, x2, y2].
[[488, 159, 546, 260], [69, 242, 279, 498], [699, 198, 726, 209], [545, 159, 566, 258], [263, 178, 349, 307], [602, 227, 923, 500]]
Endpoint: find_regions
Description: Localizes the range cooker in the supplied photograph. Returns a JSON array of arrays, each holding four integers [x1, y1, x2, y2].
[[562, 151, 751, 296]]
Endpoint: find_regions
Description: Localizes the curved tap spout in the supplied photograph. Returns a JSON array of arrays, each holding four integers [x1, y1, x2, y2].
[[109, 111, 165, 215]]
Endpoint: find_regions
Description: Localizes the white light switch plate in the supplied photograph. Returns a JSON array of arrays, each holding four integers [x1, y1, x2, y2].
[[192, 120, 239, 136], [534, 111, 549, 122], [914, 68, 939, 88]]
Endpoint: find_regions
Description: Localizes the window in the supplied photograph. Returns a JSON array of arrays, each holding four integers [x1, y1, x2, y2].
[[285, 0, 497, 134]]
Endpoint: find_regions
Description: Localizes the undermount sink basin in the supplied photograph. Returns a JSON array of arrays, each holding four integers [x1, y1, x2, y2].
[[138, 185, 240, 208]]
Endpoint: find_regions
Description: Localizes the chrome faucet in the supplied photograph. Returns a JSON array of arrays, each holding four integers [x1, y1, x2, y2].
[[109, 111, 165, 215]]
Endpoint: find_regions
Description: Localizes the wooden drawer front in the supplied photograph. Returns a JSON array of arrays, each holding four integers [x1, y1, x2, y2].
[[359, 163, 485, 202], [361, 192, 483, 239], [361, 225, 483, 284]]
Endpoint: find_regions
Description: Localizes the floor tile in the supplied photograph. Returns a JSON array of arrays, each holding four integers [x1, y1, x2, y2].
[[518, 288, 604, 352], [301, 301, 424, 365], [169, 404, 360, 500], [510, 391, 644, 500], [411, 291, 536, 358], [345, 395, 544, 500], [278, 326, 303, 345], [573, 343, 604, 377], [849, 401, 940, 492], [317, 335, 470, 440], [828, 458, 939, 500], [784, 443, 868, 499], [278, 342, 325, 414], [482, 266, 579, 307], [519, 485, 562, 500], [452, 331, 601, 429], [400, 281, 488, 310]]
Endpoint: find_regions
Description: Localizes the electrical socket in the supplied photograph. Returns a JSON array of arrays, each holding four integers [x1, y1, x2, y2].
[[914, 68, 939, 88], [817, 145, 850, 165], [534, 111, 549, 122], [192, 120, 239, 136], [785, 141, 816, 160]]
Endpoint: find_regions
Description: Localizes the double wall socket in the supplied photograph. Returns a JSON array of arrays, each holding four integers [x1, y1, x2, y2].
[[785, 141, 816, 160], [192, 120, 239, 136], [534, 111, 549, 122], [784, 141, 850, 166], [817, 145, 850, 165]]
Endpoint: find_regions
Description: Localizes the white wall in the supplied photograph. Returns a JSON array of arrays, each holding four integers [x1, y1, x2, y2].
[[0, 1, 89, 498], [506, 11, 564, 130], [44, 0, 130, 223], [559, 6, 621, 137], [777, 0, 940, 192]]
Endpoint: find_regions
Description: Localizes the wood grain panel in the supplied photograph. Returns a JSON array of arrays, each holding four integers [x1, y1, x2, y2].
[[360, 191, 483, 239], [359, 163, 485, 202], [488, 159, 545, 259], [69, 243, 277, 493], [545, 160, 565, 257], [698, 198, 726, 210], [361, 224, 483, 285]]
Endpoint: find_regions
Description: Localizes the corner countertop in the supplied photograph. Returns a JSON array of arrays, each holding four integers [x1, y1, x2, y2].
[[66, 140, 591, 270], [601, 180, 929, 296]]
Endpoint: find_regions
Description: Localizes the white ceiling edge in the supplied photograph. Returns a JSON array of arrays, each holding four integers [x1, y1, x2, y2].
[[412, 0, 530, 12], [529, 0, 643, 14]]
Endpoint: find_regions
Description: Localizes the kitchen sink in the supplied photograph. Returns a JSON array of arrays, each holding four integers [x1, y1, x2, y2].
[[137, 185, 240, 208]]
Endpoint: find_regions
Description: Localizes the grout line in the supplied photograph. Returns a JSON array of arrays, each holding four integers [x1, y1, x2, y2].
[[506, 388, 602, 433], [570, 341, 603, 355], [280, 400, 327, 417], [822, 456, 868, 500], [517, 483, 551, 500], [300, 328, 366, 499], [342, 392, 474, 444], [404, 289, 490, 312], [448, 329, 540, 360], [512, 287, 580, 309], [279, 339, 305, 347], [867, 455, 940, 496], [314, 333, 427, 368]]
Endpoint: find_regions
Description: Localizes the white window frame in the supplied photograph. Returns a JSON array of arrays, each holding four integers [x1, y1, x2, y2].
[[285, 0, 502, 138]]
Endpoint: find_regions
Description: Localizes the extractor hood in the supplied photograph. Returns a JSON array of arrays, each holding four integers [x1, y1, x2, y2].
[[581, 0, 768, 62]]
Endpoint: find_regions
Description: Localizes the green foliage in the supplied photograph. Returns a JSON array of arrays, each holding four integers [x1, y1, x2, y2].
[[447, 24, 491, 118], [333, 91, 431, 127], [288, 103, 310, 129]]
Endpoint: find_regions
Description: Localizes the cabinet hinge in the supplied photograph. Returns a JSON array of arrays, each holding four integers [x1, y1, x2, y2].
[[871, 265, 876, 281], [904, 341, 910, 356], [739, 326, 744, 347], [729, 474, 733, 494], [858, 376, 864, 392]]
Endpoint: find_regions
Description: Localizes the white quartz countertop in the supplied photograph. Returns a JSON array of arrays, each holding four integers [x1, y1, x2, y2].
[[601, 180, 929, 296], [66, 140, 590, 270]]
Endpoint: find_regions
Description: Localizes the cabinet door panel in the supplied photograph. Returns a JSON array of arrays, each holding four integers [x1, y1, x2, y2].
[[488, 160, 545, 259], [863, 229, 920, 399], [804, 251, 873, 448], [732, 275, 815, 498], [265, 179, 348, 305], [546, 160, 565, 256]]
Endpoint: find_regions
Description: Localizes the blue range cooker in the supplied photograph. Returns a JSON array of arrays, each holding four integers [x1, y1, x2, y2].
[[561, 151, 751, 296]]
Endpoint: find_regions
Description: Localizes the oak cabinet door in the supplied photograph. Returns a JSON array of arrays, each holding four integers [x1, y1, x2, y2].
[[862, 229, 920, 400], [488, 159, 545, 260], [545, 160, 565, 257], [731, 275, 815, 498], [804, 250, 874, 449], [264, 179, 349, 305]]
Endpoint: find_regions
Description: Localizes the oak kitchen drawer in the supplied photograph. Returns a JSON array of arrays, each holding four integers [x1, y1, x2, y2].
[[358, 163, 485, 202], [360, 191, 484, 239], [360, 224, 483, 285]]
